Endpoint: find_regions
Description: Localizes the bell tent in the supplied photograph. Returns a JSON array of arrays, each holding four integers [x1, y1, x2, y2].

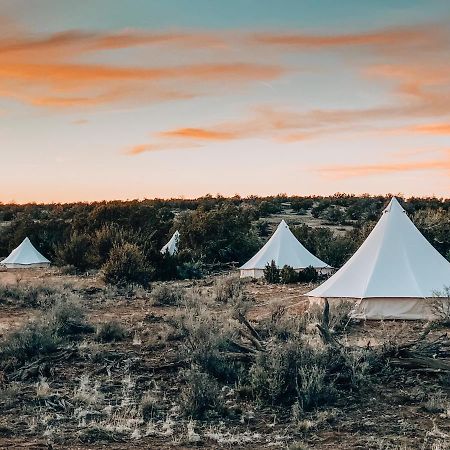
[[1, 237, 50, 269], [240, 220, 332, 278], [307, 197, 450, 320], [161, 230, 180, 256]]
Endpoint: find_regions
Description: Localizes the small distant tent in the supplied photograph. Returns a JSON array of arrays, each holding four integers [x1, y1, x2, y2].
[[240, 220, 332, 278], [161, 230, 180, 256], [1, 237, 50, 269], [307, 198, 450, 320]]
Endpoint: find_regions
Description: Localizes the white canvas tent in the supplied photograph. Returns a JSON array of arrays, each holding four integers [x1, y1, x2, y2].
[[307, 198, 450, 320], [161, 230, 180, 256], [1, 237, 50, 269], [240, 220, 332, 278]]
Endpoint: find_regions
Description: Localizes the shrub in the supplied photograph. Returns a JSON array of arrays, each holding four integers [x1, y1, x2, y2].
[[96, 320, 127, 342], [430, 288, 450, 326], [264, 260, 280, 284], [258, 303, 307, 341], [414, 208, 450, 258], [157, 252, 179, 281], [323, 206, 346, 224], [0, 383, 21, 409], [422, 390, 448, 413], [1, 297, 92, 367], [1, 322, 61, 366], [47, 297, 93, 337], [177, 299, 241, 383], [176, 261, 203, 280], [249, 337, 372, 411], [280, 265, 299, 284], [152, 284, 184, 306], [92, 223, 136, 268], [102, 243, 151, 287], [55, 232, 93, 271], [140, 393, 163, 421], [212, 276, 243, 303], [175, 203, 260, 265], [297, 266, 318, 283], [0, 283, 63, 308], [180, 367, 223, 419]]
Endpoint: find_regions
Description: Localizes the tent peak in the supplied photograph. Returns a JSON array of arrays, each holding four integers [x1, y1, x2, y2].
[[384, 197, 405, 214], [277, 219, 288, 228]]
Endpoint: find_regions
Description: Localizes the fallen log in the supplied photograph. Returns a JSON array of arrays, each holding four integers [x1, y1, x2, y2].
[[238, 329, 265, 352], [144, 359, 189, 372], [237, 311, 263, 343], [389, 355, 450, 372], [8, 347, 78, 381]]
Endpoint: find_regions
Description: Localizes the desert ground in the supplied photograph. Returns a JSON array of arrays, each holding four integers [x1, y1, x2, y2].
[[0, 268, 449, 450]]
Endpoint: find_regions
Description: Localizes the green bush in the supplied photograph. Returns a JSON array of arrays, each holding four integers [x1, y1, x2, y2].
[[280, 265, 299, 284], [47, 298, 93, 337], [175, 203, 260, 265], [102, 243, 152, 287], [249, 338, 372, 411], [264, 260, 280, 284], [180, 367, 224, 419], [176, 261, 203, 280], [0, 283, 62, 308], [1, 322, 61, 366], [55, 232, 93, 272], [152, 284, 184, 306], [177, 301, 241, 383], [96, 320, 127, 342], [92, 224, 136, 268], [297, 266, 319, 283], [212, 276, 243, 303], [1, 297, 92, 367], [140, 393, 163, 421]]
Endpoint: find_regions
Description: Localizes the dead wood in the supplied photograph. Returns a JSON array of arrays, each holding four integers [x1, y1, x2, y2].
[[237, 311, 263, 343], [9, 347, 78, 381]]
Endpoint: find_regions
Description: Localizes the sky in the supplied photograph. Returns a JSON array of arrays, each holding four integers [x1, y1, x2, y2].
[[1, 0, 450, 203]]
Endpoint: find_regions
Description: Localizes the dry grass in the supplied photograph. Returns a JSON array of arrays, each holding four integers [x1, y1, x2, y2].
[[0, 270, 448, 449]]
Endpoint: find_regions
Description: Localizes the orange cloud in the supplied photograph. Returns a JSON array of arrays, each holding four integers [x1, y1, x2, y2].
[[0, 30, 95, 61], [410, 123, 450, 135], [0, 19, 285, 109], [251, 24, 443, 49], [128, 107, 363, 155], [0, 61, 284, 109], [0, 29, 226, 62], [0, 84, 194, 108], [127, 142, 202, 155], [147, 95, 450, 151], [90, 31, 226, 50], [0, 62, 283, 86], [159, 127, 238, 140], [319, 150, 450, 178]]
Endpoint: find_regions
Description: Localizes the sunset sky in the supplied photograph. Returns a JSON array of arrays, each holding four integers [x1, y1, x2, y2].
[[1, 0, 450, 203]]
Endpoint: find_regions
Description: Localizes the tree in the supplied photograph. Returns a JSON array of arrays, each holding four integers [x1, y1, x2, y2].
[[280, 265, 299, 284], [264, 260, 280, 284], [102, 243, 152, 286]]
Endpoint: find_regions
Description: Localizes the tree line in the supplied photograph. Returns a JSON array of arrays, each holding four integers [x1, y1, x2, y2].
[[0, 194, 448, 285]]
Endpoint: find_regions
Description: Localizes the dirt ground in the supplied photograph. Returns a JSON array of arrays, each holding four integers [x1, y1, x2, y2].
[[0, 269, 449, 450], [263, 209, 354, 237]]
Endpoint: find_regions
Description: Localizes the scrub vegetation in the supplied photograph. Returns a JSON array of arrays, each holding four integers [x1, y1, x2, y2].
[[0, 195, 449, 448], [0, 274, 448, 449], [1, 195, 449, 286]]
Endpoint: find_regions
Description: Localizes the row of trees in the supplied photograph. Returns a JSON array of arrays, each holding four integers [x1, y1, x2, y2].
[[0, 202, 261, 285], [0, 195, 449, 285]]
